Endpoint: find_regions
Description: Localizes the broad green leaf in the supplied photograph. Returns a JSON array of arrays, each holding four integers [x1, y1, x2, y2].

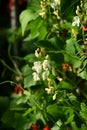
[[66, 38, 82, 55], [22, 64, 36, 88], [38, 25, 47, 40], [48, 37, 65, 50], [64, 53, 81, 68], [20, 9, 40, 35], [65, 38, 81, 68], [24, 74, 36, 88], [36, 37, 64, 51], [29, 17, 47, 40], [29, 17, 43, 40], [66, 38, 76, 54]]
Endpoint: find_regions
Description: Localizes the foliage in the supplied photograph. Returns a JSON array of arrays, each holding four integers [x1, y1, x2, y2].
[[1, 0, 87, 130]]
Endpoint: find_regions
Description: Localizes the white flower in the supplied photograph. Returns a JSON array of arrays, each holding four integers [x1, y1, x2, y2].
[[39, 11, 46, 18], [53, 92, 57, 100], [51, 3, 56, 10], [54, 0, 60, 5], [33, 61, 42, 73], [45, 86, 54, 94], [51, 0, 60, 10], [42, 60, 51, 70], [57, 77, 63, 82], [32, 72, 40, 81], [72, 16, 80, 27], [42, 70, 50, 80], [35, 48, 41, 58]]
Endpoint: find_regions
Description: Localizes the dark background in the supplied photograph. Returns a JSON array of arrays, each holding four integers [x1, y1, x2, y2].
[[0, 1, 28, 129], [0, 0, 27, 96]]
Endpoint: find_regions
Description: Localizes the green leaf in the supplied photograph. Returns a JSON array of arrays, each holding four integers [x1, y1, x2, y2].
[[71, 122, 87, 130], [47, 104, 62, 120], [48, 37, 65, 50], [59, 80, 73, 90], [65, 38, 81, 68], [29, 17, 47, 40], [66, 38, 76, 55], [65, 114, 74, 125], [10, 99, 26, 111], [27, 0, 41, 11], [22, 64, 36, 88], [16, 95, 28, 105], [36, 112, 46, 124], [78, 68, 87, 80], [23, 54, 37, 63], [64, 53, 81, 68], [20, 9, 40, 35], [36, 40, 55, 50], [36, 36, 64, 51], [23, 106, 36, 117], [52, 120, 62, 130], [38, 25, 47, 40], [80, 103, 87, 123]]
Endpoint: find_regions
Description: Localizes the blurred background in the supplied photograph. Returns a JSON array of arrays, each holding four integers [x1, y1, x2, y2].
[[0, 0, 28, 96], [0, 1, 28, 129]]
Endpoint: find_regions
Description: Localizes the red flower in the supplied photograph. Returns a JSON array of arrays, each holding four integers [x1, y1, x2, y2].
[[82, 26, 87, 31], [62, 63, 69, 72], [43, 125, 51, 130], [30, 123, 38, 130], [14, 83, 23, 95]]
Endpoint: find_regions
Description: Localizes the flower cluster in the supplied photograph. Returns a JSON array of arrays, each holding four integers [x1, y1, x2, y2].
[[32, 48, 51, 81], [32, 60, 51, 81], [32, 48, 59, 100], [72, 0, 87, 28]]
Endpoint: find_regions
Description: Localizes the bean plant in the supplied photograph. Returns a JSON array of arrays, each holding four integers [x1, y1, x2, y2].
[[1, 0, 87, 130]]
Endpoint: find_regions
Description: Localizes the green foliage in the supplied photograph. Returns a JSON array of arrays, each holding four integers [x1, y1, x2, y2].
[[1, 0, 87, 130], [80, 103, 87, 124], [19, 0, 41, 35], [22, 64, 37, 88], [64, 38, 81, 68]]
